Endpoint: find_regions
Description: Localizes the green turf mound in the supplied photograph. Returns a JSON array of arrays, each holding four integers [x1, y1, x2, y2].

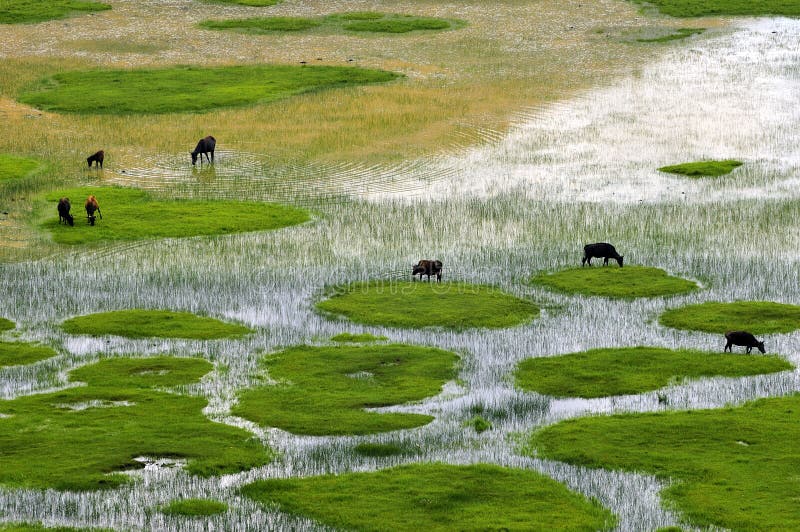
[[62, 309, 252, 340], [659, 301, 800, 334], [0, 318, 14, 332], [0, 0, 110, 25], [658, 160, 742, 177], [532, 266, 698, 299], [161, 498, 228, 516], [317, 281, 538, 330], [0, 341, 59, 367], [18, 65, 400, 115], [331, 332, 387, 343], [42, 186, 309, 244], [233, 344, 459, 435], [0, 154, 45, 180], [515, 347, 792, 398], [630, 0, 800, 17], [199, 12, 459, 35], [529, 394, 800, 529], [241, 463, 615, 530], [0, 356, 272, 490]]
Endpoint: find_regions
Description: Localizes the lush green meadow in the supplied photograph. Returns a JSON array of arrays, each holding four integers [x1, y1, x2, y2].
[[0, 341, 58, 367], [160, 499, 228, 517], [532, 266, 698, 299], [631, 0, 800, 17], [0, 0, 110, 25], [61, 310, 253, 339], [0, 154, 44, 181], [660, 301, 800, 334]]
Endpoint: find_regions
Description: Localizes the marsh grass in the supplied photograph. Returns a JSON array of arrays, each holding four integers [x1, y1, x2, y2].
[[0, 0, 110, 25], [0, 154, 45, 180], [353, 442, 412, 457], [160, 498, 228, 517], [466, 415, 492, 433], [0, 524, 107, 532], [241, 463, 616, 531], [0, 341, 58, 367], [515, 347, 792, 398], [532, 266, 698, 299], [330, 332, 387, 343], [39, 187, 310, 244], [316, 281, 539, 330], [18, 65, 401, 115], [631, 0, 800, 17], [659, 301, 800, 334], [233, 344, 459, 435], [529, 394, 800, 529], [201, 0, 279, 5], [636, 28, 705, 43], [0, 318, 13, 332], [658, 160, 743, 177], [0, 357, 272, 490], [61, 310, 253, 340]]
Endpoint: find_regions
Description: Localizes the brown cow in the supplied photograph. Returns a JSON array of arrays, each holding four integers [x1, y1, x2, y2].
[[85, 195, 102, 226], [412, 260, 443, 282], [57, 197, 74, 226], [87, 150, 104, 169]]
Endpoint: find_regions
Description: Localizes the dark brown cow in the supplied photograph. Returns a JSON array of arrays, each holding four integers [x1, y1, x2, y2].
[[87, 150, 104, 169], [724, 331, 765, 354], [85, 195, 102, 226], [57, 197, 74, 226], [191, 136, 216, 165], [412, 260, 443, 282]]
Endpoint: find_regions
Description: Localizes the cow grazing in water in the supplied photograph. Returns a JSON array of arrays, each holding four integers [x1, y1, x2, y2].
[[582, 242, 624, 267], [85, 195, 102, 226], [191, 136, 216, 165], [87, 150, 104, 169], [724, 331, 766, 354], [412, 260, 443, 282], [57, 197, 74, 226]]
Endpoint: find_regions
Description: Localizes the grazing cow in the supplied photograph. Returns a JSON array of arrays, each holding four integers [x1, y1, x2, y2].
[[412, 260, 443, 282], [724, 331, 766, 354], [87, 150, 104, 169], [57, 197, 74, 226], [582, 242, 624, 267], [191, 136, 216, 165], [85, 195, 102, 226]]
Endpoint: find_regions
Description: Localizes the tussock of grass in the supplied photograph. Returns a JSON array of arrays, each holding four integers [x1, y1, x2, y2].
[[18, 65, 401, 115], [515, 347, 792, 398], [353, 442, 410, 457], [233, 344, 459, 435], [161, 498, 228, 517], [658, 160, 742, 177], [331, 332, 387, 343], [631, 0, 800, 17], [532, 266, 698, 299], [659, 301, 800, 334], [636, 28, 704, 42], [62, 309, 252, 340], [316, 281, 539, 330], [41, 187, 309, 244], [0, 0, 110, 25], [0, 341, 58, 367], [0, 357, 272, 490], [0, 154, 44, 180], [466, 416, 492, 433], [529, 395, 800, 529], [0, 318, 14, 332], [241, 463, 616, 531]]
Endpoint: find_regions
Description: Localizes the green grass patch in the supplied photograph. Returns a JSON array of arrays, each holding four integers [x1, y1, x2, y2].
[[515, 347, 792, 398], [241, 463, 616, 531], [0, 0, 110, 24], [660, 301, 800, 334], [0, 341, 58, 367], [233, 344, 459, 436], [201, 0, 279, 5], [199, 12, 459, 36], [0, 318, 14, 332], [62, 309, 252, 340], [41, 187, 309, 244], [466, 416, 492, 433], [0, 356, 272, 490], [161, 498, 228, 517], [658, 160, 743, 177], [636, 28, 705, 42], [529, 394, 800, 529], [18, 65, 401, 115], [0, 524, 108, 532], [316, 281, 539, 330], [0, 154, 45, 180], [330, 332, 387, 343], [353, 442, 410, 457], [532, 266, 698, 299], [630, 0, 800, 17]]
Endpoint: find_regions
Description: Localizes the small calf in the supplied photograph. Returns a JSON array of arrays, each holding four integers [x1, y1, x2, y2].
[[724, 331, 765, 354]]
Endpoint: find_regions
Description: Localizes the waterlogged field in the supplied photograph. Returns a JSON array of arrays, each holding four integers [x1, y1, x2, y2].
[[0, 0, 799, 530]]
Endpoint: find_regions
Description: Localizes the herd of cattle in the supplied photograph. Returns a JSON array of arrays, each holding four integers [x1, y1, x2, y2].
[[62, 144, 767, 355]]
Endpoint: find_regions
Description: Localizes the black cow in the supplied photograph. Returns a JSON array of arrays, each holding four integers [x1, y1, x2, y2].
[[57, 197, 74, 226], [87, 150, 104, 169], [191, 136, 216, 165], [582, 242, 624, 267], [412, 260, 443, 282], [724, 331, 765, 354]]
